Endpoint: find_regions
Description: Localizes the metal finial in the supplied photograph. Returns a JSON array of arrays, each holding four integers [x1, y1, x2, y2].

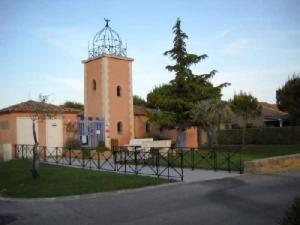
[[88, 19, 127, 58], [104, 18, 110, 27]]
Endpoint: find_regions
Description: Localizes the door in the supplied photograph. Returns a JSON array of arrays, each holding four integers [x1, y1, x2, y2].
[[46, 118, 63, 156], [16, 117, 37, 158], [178, 129, 186, 147]]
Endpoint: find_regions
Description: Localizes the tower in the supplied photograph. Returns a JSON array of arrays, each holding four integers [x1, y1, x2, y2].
[[82, 19, 134, 147]]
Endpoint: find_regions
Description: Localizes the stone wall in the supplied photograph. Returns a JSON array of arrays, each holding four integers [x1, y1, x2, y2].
[[244, 153, 300, 174]]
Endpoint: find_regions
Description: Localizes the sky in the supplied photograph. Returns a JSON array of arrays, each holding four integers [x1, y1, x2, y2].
[[0, 0, 300, 108]]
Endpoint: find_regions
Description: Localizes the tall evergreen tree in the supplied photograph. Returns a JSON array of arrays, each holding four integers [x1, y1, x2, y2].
[[276, 74, 300, 125], [147, 18, 229, 146]]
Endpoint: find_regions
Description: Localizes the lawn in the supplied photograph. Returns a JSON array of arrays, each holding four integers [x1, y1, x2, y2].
[[124, 145, 300, 172], [240, 145, 300, 161], [172, 145, 300, 171], [0, 160, 172, 198]]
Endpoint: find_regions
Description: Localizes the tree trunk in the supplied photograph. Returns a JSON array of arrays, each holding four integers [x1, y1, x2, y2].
[[214, 128, 219, 148], [206, 129, 213, 150], [32, 120, 39, 179]]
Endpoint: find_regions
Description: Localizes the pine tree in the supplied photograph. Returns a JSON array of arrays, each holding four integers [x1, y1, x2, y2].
[[147, 18, 229, 146]]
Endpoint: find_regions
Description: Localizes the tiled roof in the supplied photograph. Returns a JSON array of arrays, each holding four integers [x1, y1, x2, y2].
[[134, 105, 147, 115], [0, 100, 80, 114], [258, 102, 287, 119], [133, 105, 160, 116]]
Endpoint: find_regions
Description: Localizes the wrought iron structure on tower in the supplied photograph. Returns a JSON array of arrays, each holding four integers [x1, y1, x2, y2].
[[88, 19, 127, 58]]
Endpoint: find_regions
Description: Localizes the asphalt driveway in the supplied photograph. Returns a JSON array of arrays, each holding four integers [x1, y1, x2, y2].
[[0, 172, 299, 225]]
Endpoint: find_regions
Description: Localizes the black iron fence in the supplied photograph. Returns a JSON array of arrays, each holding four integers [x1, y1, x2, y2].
[[15, 145, 243, 181]]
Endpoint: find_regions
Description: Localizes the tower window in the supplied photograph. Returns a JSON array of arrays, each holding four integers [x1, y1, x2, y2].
[[117, 122, 123, 134], [145, 122, 150, 133], [92, 80, 96, 90], [117, 85, 121, 97]]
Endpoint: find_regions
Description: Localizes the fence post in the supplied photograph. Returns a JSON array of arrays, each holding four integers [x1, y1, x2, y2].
[[113, 150, 117, 171], [54, 147, 57, 164], [191, 148, 195, 170], [134, 148, 138, 175], [97, 151, 100, 170], [82, 149, 85, 167], [228, 150, 231, 173], [154, 149, 158, 178], [43, 146, 46, 162], [214, 147, 218, 171], [180, 148, 183, 182], [124, 150, 127, 174], [15, 145, 18, 160], [239, 147, 243, 174], [167, 149, 170, 180], [69, 148, 72, 165]]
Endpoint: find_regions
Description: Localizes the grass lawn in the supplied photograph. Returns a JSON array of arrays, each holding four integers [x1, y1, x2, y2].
[[178, 145, 300, 171], [0, 160, 172, 198], [240, 145, 300, 161]]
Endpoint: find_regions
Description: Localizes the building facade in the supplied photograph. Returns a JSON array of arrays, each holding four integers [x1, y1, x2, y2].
[[83, 20, 134, 147], [0, 100, 79, 160]]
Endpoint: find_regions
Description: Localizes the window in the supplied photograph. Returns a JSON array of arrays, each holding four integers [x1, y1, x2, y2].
[[92, 80, 96, 90], [145, 122, 150, 133], [117, 85, 121, 97], [0, 121, 9, 130], [117, 122, 123, 134]]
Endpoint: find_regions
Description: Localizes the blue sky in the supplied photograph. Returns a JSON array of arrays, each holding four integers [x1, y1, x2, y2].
[[1, 0, 300, 108]]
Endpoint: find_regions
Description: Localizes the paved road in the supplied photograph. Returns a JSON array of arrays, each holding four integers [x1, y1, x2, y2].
[[1, 172, 299, 225]]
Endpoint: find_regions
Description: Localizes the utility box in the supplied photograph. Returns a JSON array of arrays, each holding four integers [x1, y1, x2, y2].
[[3, 144, 12, 161]]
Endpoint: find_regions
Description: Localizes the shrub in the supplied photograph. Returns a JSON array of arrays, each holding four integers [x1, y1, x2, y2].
[[279, 197, 300, 225], [96, 140, 110, 152], [218, 127, 300, 145], [65, 138, 81, 149]]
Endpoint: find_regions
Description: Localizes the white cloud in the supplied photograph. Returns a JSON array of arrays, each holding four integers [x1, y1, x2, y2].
[[224, 39, 248, 54]]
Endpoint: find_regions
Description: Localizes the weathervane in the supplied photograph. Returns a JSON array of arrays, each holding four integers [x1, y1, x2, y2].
[[88, 18, 127, 58]]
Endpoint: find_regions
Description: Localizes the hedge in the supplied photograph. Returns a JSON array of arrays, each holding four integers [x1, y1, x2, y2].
[[218, 126, 300, 145]]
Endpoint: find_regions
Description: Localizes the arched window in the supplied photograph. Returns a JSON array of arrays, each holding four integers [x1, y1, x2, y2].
[[92, 80, 96, 90], [117, 122, 123, 134], [145, 122, 150, 133], [117, 85, 121, 97]]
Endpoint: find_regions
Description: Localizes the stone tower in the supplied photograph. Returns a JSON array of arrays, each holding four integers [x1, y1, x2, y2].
[[82, 20, 134, 147]]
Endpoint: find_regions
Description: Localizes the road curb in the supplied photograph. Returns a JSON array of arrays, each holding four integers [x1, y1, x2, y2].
[[0, 181, 184, 202]]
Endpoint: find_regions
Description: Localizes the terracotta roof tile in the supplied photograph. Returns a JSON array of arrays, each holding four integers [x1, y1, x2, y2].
[[258, 102, 287, 119], [0, 100, 80, 114]]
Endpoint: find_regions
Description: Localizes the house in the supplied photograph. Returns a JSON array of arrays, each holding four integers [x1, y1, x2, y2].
[[223, 102, 288, 129], [133, 105, 200, 147], [259, 102, 288, 127], [0, 100, 79, 160]]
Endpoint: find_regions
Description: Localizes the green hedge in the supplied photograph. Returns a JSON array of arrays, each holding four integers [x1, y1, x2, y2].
[[218, 126, 300, 145]]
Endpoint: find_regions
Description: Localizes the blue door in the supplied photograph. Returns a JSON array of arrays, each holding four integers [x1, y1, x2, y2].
[[178, 129, 186, 147]]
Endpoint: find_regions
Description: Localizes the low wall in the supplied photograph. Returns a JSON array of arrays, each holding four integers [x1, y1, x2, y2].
[[244, 153, 300, 174]]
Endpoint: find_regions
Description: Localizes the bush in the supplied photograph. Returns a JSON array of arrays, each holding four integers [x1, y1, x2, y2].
[[96, 141, 110, 152], [218, 127, 300, 145], [65, 138, 81, 149], [279, 197, 300, 225]]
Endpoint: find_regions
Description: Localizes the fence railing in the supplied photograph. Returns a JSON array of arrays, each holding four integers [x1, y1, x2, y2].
[[15, 145, 243, 181]]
